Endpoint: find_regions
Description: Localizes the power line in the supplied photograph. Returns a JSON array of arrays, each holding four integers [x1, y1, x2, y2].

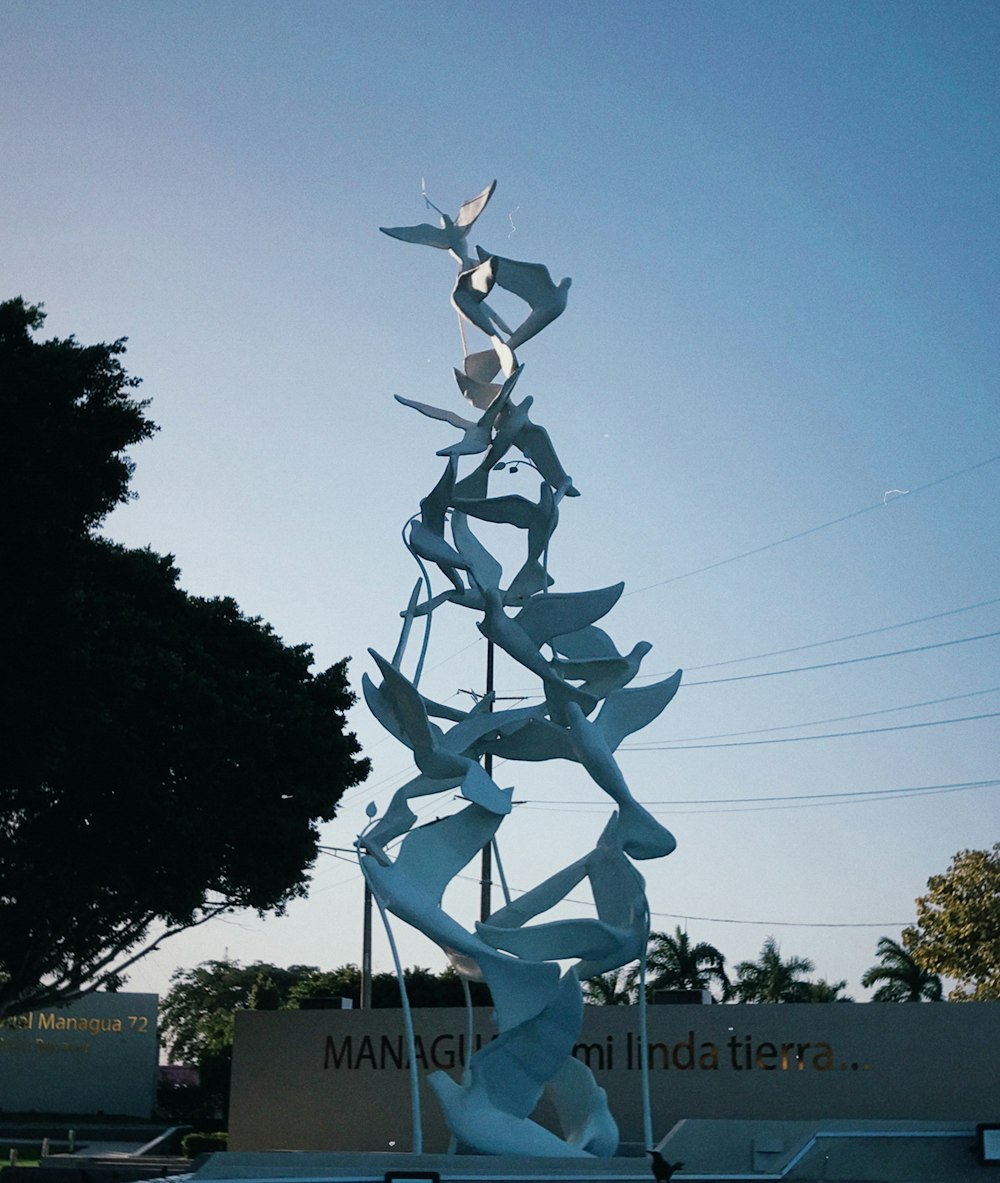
[[638, 685, 1000, 743], [682, 597, 1000, 673], [450, 872, 910, 930], [499, 623, 1000, 699], [683, 629, 1000, 686], [651, 777, 999, 806], [354, 459, 999, 715], [625, 452, 1000, 597], [313, 852, 913, 931], [621, 709, 1000, 751], [646, 910, 909, 930], [522, 777, 999, 810]]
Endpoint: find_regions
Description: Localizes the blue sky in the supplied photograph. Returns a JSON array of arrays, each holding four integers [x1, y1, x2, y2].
[[3, 0, 998, 1003]]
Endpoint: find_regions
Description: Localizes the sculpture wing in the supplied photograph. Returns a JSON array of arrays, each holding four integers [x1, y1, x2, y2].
[[380, 223, 451, 249], [477, 246, 557, 304], [468, 969, 583, 1118], [514, 420, 579, 496], [454, 368, 502, 411], [381, 802, 503, 905], [464, 348, 502, 385], [552, 653, 634, 685], [452, 261, 500, 337], [359, 771, 464, 866], [478, 916, 625, 963], [552, 624, 620, 661], [455, 179, 496, 227], [485, 716, 577, 762], [394, 393, 474, 431], [419, 457, 457, 534], [484, 855, 590, 929], [453, 492, 538, 529], [367, 649, 437, 749], [407, 521, 469, 573], [464, 336, 517, 385], [595, 670, 683, 751], [515, 584, 624, 647], [452, 511, 503, 591], [443, 702, 538, 758], [361, 672, 405, 744]]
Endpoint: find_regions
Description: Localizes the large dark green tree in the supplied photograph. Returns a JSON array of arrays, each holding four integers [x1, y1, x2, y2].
[[861, 936, 942, 1002], [0, 298, 370, 1020]]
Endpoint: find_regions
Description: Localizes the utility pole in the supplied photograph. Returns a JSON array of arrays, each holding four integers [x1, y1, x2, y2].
[[361, 877, 373, 1008], [479, 639, 495, 923]]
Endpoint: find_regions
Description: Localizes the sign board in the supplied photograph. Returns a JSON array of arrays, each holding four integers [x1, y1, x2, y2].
[[0, 992, 158, 1116], [230, 1002, 1000, 1152]]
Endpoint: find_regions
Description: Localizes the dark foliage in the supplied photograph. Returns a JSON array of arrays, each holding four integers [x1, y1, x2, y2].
[[0, 299, 369, 1019], [160, 959, 491, 1120]]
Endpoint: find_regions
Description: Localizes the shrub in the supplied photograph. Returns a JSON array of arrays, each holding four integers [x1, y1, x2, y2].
[[181, 1131, 228, 1158]]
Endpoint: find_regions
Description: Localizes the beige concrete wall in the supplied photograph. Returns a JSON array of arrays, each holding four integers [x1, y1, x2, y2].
[[229, 1002, 1000, 1152]]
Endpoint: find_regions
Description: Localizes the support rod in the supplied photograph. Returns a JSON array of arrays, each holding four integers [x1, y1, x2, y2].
[[479, 638, 495, 923]]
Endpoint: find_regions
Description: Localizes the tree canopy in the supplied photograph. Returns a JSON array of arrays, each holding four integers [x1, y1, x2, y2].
[[0, 298, 370, 1019], [159, 958, 490, 1118], [904, 843, 1000, 1001]]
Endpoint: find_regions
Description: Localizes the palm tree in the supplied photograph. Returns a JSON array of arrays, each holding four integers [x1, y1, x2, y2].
[[583, 967, 635, 1005], [642, 927, 729, 998], [861, 936, 943, 1001], [801, 978, 853, 1002], [730, 936, 815, 1002]]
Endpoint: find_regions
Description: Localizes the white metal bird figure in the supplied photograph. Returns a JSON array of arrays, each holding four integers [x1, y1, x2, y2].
[[363, 649, 516, 819], [406, 458, 468, 590], [393, 390, 507, 458], [427, 969, 596, 1158], [452, 335, 522, 412], [451, 256, 507, 338], [453, 368, 502, 411], [476, 245, 571, 349], [454, 481, 559, 601], [380, 180, 496, 267], [463, 336, 518, 390]]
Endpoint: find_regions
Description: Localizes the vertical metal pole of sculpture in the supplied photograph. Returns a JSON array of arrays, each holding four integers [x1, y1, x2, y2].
[[356, 829, 422, 1153], [479, 639, 494, 924], [359, 180, 684, 1157], [638, 900, 654, 1151]]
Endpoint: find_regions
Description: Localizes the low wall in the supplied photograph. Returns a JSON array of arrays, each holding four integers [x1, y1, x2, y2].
[[0, 992, 158, 1117], [228, 1001, 1000, 1152]]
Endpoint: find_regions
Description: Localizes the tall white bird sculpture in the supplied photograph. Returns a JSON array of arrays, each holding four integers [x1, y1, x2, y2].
[[365, 179, 685, 1159]]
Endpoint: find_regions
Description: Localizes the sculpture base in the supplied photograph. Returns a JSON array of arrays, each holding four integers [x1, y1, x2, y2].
[[191, 1151, 654, 1183]]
